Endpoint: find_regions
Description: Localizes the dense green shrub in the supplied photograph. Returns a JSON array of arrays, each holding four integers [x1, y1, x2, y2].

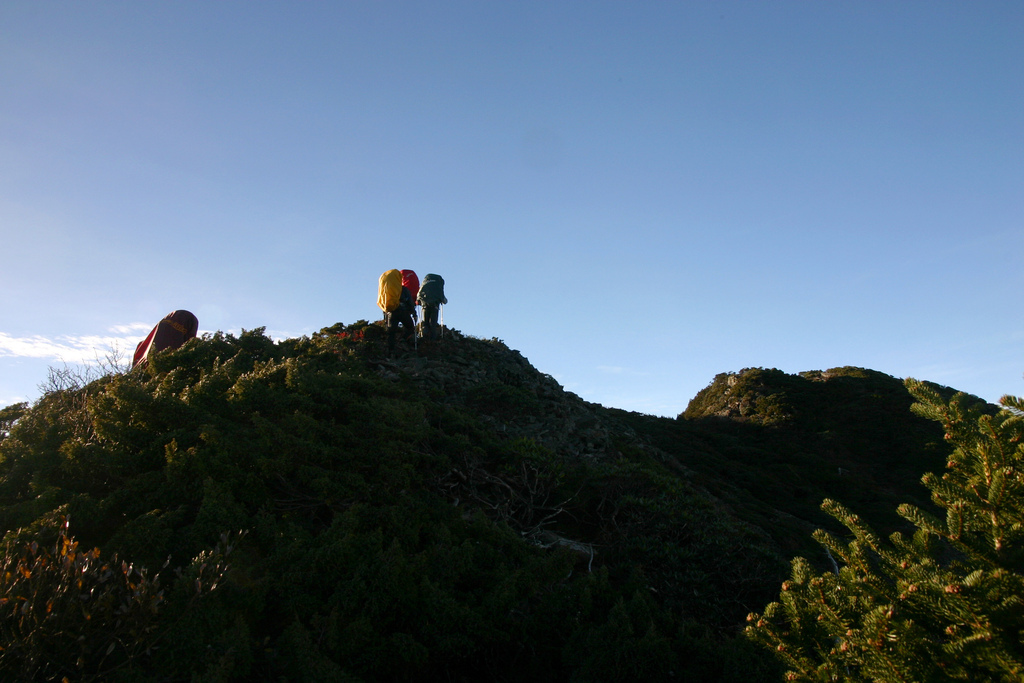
[[648, 366, 976, 555], [5, 325, 936, 680], [0, 517, 234, 681]]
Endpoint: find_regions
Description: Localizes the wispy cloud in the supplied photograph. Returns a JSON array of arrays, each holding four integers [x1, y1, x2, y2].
[[0, 325, 303, 367], [0, 328, 148, 365], [264, 329, 304, 342], [110, 323, 153, 335]]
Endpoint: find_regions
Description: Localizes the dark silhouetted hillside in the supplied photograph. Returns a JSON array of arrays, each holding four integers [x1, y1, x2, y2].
[[0, 323, 991, 681]]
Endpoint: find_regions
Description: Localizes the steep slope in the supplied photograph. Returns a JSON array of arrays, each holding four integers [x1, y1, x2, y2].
[[0, 323, 784, 682], [0, 325, 989, 682]]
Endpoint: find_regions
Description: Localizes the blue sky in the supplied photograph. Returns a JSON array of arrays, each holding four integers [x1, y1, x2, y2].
[[1, 1, 1021, 416]]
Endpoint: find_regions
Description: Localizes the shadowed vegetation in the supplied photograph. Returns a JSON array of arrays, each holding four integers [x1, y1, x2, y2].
[[0, 326, 994, 681]]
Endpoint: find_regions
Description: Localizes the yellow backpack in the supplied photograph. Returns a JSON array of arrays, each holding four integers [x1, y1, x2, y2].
[[377, 269, 403, 313]]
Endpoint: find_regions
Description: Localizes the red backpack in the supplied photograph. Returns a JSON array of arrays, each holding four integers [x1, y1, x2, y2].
[[133, 310, 199, 368], [401, 270, 420, 303]]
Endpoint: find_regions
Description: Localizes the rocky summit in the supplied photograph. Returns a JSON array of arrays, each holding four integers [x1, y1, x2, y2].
[[373, 328, 637, 462]]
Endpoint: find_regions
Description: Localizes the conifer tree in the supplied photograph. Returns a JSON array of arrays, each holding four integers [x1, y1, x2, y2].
[[746, 379, 1024, 682]]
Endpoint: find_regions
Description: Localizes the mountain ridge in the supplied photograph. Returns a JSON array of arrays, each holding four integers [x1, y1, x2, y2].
[[0, 321, 990, 682]]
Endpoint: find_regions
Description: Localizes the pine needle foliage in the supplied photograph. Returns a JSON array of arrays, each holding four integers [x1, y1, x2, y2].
[[746, 379, 1024, 682]]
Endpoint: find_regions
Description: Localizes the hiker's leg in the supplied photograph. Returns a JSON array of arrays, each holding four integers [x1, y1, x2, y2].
[[399, 311, 414, 342], [387, 313, 397, 353], [422, 305, 436, 340]]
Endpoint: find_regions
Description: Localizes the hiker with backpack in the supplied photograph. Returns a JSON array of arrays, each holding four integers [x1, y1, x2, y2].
[[132, 310, 199, 369], [416, 273, 447, 341], [400, 270, 420, 312], [377, 269, 417, 354]]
